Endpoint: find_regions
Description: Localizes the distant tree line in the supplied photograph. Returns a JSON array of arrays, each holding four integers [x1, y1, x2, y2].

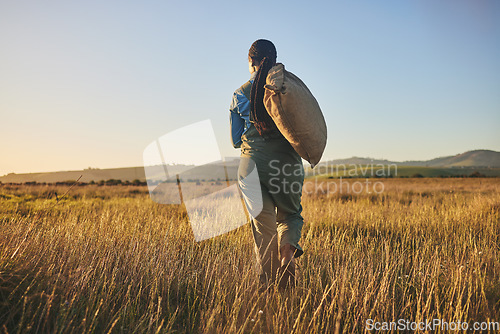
[[0, 179, 148, 186], [0, 171, 492, 186]]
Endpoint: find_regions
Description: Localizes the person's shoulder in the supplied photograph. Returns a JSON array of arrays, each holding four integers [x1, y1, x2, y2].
[[234, 80, 250, 91], [236, 80, 252, 101]]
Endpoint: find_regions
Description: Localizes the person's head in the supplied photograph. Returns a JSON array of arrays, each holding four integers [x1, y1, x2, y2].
[[248, 39, 278, 135], [248, 39, 277, 74]]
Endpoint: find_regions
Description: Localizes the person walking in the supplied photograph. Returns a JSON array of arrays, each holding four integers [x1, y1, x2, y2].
[[229, 39, 305, 290]]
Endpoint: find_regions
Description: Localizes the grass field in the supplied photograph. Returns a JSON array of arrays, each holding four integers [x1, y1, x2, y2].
[[1, 178, 499, 333]]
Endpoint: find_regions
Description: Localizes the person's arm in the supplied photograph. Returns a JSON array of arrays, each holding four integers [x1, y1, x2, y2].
[[229, 91, 250, 148]]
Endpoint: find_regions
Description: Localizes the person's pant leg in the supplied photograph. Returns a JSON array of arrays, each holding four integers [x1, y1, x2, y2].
[[250, 187, 280, 285], [238, 155, 280, 285], [268, 158, 305, 257], [276, 207, 304, 257]]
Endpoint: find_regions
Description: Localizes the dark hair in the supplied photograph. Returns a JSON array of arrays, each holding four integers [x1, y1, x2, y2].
[[249, 39, 277, 135]]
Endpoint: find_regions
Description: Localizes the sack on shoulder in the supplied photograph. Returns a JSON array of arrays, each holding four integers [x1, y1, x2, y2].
[[264, 63, 327, 168]]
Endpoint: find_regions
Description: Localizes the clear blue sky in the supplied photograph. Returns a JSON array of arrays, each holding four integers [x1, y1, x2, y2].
[[1, 0, 499, 175]]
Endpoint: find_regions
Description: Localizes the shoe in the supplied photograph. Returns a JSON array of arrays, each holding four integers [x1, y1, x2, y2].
[[278, 258, 295, 289]]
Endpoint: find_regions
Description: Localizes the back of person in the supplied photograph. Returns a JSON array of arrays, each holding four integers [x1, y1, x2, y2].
[[229, 39, 305, 291]]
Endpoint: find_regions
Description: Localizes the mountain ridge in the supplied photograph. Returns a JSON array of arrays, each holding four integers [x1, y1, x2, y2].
[[321, 150, 500, 168]]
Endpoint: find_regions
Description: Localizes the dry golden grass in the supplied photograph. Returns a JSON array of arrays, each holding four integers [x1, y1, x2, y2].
[[1, 178, 499, 333]]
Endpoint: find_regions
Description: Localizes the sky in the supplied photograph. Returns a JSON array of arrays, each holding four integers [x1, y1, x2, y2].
[[1, 0, 499, 175]]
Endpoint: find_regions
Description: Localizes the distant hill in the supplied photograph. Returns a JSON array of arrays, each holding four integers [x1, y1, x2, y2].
[[0, 158, 241, 184], [320, 157, 395, 166], [400, 150, 500, 167], [321, 150, 500, 168], [1, 150, 498, 183], [0, 167, 147, 184]]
